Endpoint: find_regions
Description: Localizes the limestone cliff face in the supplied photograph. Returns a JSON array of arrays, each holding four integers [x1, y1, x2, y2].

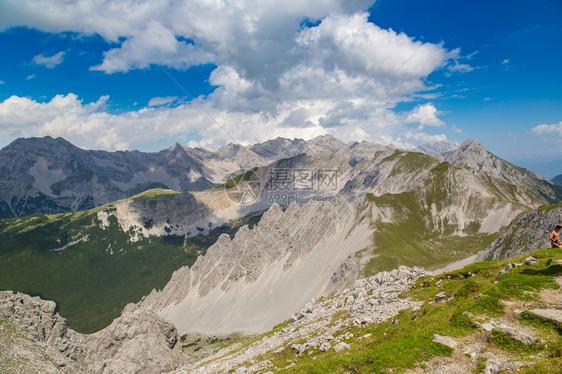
[[478, 205, 562, 261], [95, 189, 265, 241], [0, 291, 188, 374], [139, 200, 373, 335]]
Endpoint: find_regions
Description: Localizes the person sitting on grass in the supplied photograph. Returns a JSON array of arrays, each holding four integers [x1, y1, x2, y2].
[[549, 225, 562, 248]]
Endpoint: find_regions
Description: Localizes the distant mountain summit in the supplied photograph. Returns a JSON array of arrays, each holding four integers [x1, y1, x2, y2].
[[0, 136, 213, 217], [552, 174, 562, 185], [413, 140, 458, 156]]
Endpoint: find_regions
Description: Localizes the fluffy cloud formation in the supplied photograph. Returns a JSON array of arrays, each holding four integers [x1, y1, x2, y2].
[[385, 131, 449, 150], [0, 0, 458, 150], [405, 103, 445, 129], [531, 121, 562, 136], [90, 21, 214, 73], [147, 96, 179, 107], [32, 51, 65, 68], [0, 94, 209, 150]]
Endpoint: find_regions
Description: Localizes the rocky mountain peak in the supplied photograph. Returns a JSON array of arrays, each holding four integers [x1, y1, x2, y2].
[[459, 137, 485, 151], [442, 138, 562, 205], [169, 142, 183, 151], [414, 140, 459, 156], [304, 134, 345, 155], [249, 137, 308, 159], [445, 138, 493, 171], [5, 136, 78, 154]]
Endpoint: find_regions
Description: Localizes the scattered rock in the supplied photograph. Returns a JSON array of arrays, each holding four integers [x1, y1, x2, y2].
[[484, 360, 533, 374], [527, 308, 562, 326], [291, 343, 310, 355], [432, 334, 457, 348], [319, 342, 331, 352], [357, 333, 371, 341], [333, 342, 351, 352], [495, 263, 515, 282], [435, 292, 447, 302], [339, 332, 354, 341], [523, 256, 539, 266], [478, 322, 495, 332], [496, 326, 535, 345]]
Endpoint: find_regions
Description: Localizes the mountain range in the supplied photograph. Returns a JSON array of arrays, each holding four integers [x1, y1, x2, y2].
[[0, 135, 523, 218], [1, 135, 562, 372]]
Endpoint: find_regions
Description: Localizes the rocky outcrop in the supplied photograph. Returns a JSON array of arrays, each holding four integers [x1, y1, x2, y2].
[[527, 308, 562, 326], [0, 291, 188, 373], [0, 291, 87, 373], [478, 205, 562, 260], [86, 303, 188, 374]]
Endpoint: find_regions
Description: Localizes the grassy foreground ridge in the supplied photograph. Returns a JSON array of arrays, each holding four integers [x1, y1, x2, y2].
[[196, 248, 562, 373]]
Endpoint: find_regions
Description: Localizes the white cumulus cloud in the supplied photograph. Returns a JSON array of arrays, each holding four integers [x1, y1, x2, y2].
[[405, 103, 445, 129], [32, 51, 65, 68], [531, 121, 562, 136], [147, 96, 179, 107], [0, 0, 461, 150]]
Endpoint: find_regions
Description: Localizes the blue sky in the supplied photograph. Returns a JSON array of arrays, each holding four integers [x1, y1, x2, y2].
[[0, 0, 561, 165]]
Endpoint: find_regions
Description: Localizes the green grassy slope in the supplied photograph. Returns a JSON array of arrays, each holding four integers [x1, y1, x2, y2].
[[363, 162, 500, 275], [0, 199, 263, 334]]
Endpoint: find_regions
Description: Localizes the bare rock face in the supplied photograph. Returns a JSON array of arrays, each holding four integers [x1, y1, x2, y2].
[[0, 291, 188, 373], [0, 291, 88, 373], [86, 304, 188, 373], [140, 200, 373, 335]]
